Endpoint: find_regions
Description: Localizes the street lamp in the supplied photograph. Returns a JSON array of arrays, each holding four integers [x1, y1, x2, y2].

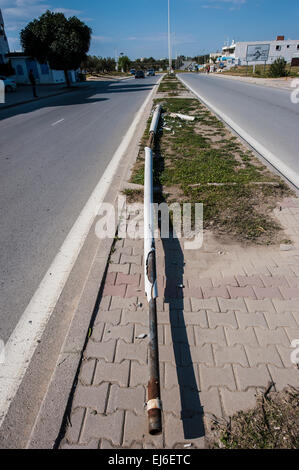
[[168, 0, 172, 73]]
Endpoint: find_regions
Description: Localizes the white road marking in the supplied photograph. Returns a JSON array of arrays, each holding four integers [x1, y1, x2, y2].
[[51, 118, 65, 126], [0, 75, 163, 427], [178, 75, 299, 189]]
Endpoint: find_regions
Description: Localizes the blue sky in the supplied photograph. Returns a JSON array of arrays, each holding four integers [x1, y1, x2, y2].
[[1, 0, 298, 59]]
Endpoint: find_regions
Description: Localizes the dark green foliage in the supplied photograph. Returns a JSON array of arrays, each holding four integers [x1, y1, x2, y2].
[[268, 57, 289, 78], [21, 11, 91, 85]]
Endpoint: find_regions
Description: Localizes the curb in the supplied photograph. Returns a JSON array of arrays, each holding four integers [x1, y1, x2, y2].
[[208, 72, 292, 91], [0, 84, 91, 111]]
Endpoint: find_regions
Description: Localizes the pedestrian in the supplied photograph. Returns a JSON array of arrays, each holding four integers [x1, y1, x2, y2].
[[28, 69, 37, 98]]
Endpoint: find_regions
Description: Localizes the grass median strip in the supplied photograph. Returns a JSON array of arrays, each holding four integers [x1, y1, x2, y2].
[[130, 75, 293, 244]]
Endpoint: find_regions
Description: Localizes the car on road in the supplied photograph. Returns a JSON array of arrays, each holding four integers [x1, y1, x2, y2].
[[135, 70, 145, 79], [130, 69, 136, 75], [0, 75, 17, 92], [147, 69, 155, 76]]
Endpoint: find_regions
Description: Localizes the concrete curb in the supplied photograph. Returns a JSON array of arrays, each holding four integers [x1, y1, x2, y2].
[[26, 75, 163, 449], [208, 72, 292, 91], [0, 84, 91, 110]]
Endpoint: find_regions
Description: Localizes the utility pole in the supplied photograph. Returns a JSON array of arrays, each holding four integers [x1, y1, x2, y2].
[[168, 0, 172, 73]]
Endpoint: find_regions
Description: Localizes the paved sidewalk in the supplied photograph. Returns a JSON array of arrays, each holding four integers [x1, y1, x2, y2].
[[1, 82, 89, 109], [59, 197, 299, 449]]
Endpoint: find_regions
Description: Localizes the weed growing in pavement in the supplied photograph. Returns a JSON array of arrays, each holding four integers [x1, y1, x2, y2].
[[208, 387, 299, 449]]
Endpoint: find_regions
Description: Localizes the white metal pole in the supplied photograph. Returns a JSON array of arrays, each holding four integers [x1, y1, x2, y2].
[[168, 0, 172, 73]]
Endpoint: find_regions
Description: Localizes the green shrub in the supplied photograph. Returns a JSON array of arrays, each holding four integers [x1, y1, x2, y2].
[[268, 57, 289, 78]]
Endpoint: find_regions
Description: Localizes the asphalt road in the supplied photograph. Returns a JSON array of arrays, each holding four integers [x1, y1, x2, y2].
[[178, 73, 299, 182], [0, 76, 159, 342]]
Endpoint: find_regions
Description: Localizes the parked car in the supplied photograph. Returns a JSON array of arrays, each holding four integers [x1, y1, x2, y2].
[[135, 70, 145, 79], [0, 76, 17, 92], [147, 69, 155, 76], [130, 69, 136, 75]]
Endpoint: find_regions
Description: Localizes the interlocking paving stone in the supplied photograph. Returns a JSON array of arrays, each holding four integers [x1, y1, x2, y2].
[[233, 365, 272, 390], [225, 327, 258, 347], [79, 359, 97, 385], [93, 360, 130, 387], [61, 439, 100, 449], [180, 344, 214, 366], [80, 410, 125, 446], [164, 362, 200, 390], [95, 309, 122, 326], [218, 298, 247, 313], [73, 384, 109, 413], [115, 340, 148, 365], [220, 389, 258, 416], [245, 345, 283, 367], [202, 286, 230, 299], [102, 324, 134, 343], [122, 412, 164, 448], [108, 263, 130, 274], [254, 327, 290, 347], [199, 364, 236, 391], [164, 414, 205, 449], [276, 345, 298, 369], [263, 312, 297, 329], [130, 362, 149, 387], [268, 366, 299, 390], [213, 345, 249, 367], [236, 312, 268, 329], [107, 384, 146, 415], [244, 298, 275, 314], [272, 299, 299, 313], [236, 275, 264, 288], [164, 325, 196, 345], [191, 298, 219, 312], [207, 311, 238, 329], [228, 286, 256, 299], [61, 197, 299, 448], [64, 407, 86, 444], [84, 340, 116, 362]]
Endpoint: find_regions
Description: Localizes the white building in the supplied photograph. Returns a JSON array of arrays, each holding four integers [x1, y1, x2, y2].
[[0, 9, 9, 64], [6, 52, 78, 85], [221, 36, 299, 66]]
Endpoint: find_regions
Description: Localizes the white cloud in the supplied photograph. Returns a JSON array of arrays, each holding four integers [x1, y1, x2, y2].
[[52, 8, 83, 16], [202, 0, 246, 8], [92, 35, 113, 43]]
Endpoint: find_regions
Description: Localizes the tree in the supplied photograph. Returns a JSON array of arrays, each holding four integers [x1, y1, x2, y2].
[[268, 57, 289, 78], [21, 10, 92, 87], [118, 55, 131, 73]]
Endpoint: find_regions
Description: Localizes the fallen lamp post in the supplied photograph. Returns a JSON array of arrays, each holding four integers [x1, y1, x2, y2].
[[144, 105, 162, 434]]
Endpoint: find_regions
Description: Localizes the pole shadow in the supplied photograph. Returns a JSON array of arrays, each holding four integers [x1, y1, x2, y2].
[[154, 120, 205, 440]]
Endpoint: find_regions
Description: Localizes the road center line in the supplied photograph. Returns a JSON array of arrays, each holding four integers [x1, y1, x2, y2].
[[0, 76, 163, 428]]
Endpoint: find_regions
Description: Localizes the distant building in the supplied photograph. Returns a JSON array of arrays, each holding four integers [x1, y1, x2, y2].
[[209, 52, 222, 64], [221, 36, 299, 66], [0, 9, 9, 64], [6, 52, 78, 85]]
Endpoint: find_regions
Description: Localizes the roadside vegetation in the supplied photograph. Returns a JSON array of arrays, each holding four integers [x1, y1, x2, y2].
[[158, 74, 186, 96], [221, 60, 299, 79], [208, 387, 299, 449], [130, 74, 292, 244]]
